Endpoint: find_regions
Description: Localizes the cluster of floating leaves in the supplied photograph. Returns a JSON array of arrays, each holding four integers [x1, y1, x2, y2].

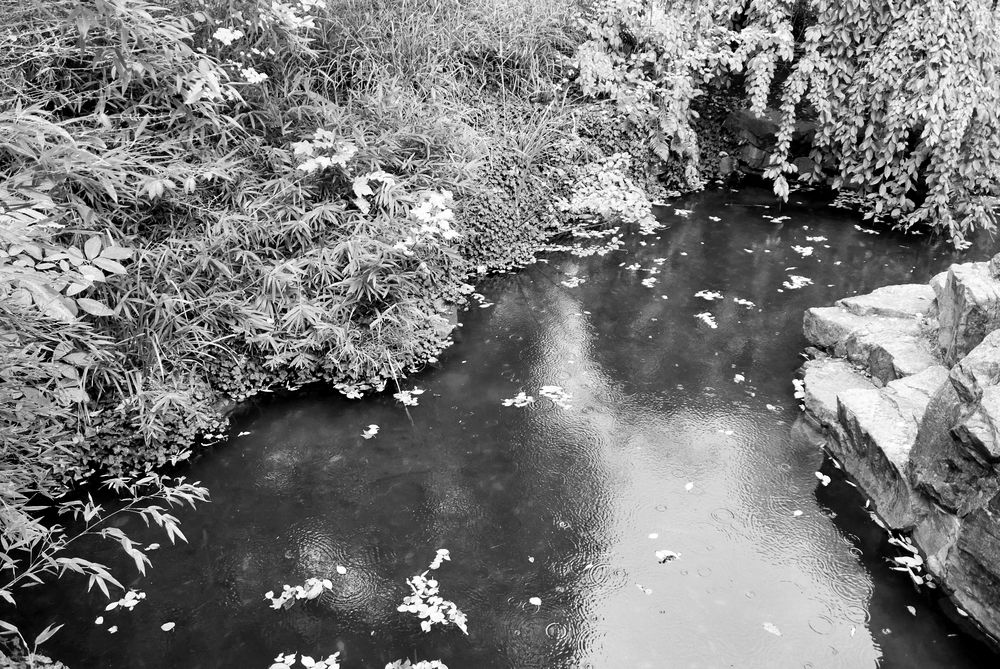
[[560, 275, 586, 288], [104, 589, 145, 612], [694, 290, 723, 301], [782, 275, 813, 290], [398, 550, 468, 634], [384, 661, 448, 669], [394, 388, 425, 406], [361, 424, 379, 439], [501, 392, 534, 408], [539, 385, 572, 409], [264, 577, 333, 610], [334, 379, 387, 399], [269, 652, 341, 669]]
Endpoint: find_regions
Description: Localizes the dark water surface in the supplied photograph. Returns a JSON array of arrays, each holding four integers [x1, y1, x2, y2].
[[30, 188, 1000, 668]]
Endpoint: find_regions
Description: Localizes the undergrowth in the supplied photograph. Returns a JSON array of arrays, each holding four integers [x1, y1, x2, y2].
[[0, 0, 697, 662]]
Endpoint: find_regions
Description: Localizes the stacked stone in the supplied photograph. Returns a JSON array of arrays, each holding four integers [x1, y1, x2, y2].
[[799, 254, 1000, 641]]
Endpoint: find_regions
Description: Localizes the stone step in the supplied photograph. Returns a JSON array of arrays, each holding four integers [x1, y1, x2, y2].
[[804, 305, 939, 384], [837, 283, 935, 319], [801, 357, 877, 428]]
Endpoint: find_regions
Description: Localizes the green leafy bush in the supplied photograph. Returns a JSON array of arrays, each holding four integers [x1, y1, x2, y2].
[[568, 0, 1000, 243]]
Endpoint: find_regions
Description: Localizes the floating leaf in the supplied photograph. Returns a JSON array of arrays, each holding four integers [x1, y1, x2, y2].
[[763, 622, 782, 636], [160, 622, 175, 632]]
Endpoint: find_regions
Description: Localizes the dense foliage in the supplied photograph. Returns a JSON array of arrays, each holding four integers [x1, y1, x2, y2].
[[0, 0, 665, 660], [4, 0, 999, 662], [571, 0, 1000, 244]]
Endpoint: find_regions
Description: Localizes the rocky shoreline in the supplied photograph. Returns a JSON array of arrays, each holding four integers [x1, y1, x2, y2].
[[798, 253, 1000, 643]]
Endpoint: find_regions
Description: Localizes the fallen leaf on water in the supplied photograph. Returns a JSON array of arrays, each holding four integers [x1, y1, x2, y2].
[[528, 597, 542, 607], [336, 565, 347, 575], [815, 472, 831, 486], [733, 374, 745, 383], [94, 617, 103, 625], [161, 622, 175, 632], [685, 482, 694, 491], [792, 510, 803, 517], [694, 312, 718, 329], [763, 622, 782, 636], [907, 606, 916, 616], [648, 533, 659, 539], [362, 424, 379, 439], [655, 550, 681, 563]]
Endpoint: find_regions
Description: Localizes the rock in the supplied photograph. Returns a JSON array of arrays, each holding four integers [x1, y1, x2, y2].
[[885, 365, 950, 422], [718, 154, 738, 177], [803, 307, 871, 350], [836, 387, 926, 528], [928, 271, 949, 319], [824, 366, 944, 529], [792, 156, 815, 178], [722, 108, 816, 153], [841, 318, 938, 383], [944, 493, 1000, 639], [954, 386, 1000, 462], [909, 381, 1000, 516], [989, 252, 1000, 279], [837, 284, 935, 319], [801, 265, 1000, 643], [855, 331, 939, 384], [912, 501, 961, 575], [804, 305, 938, 383], [936, 262, 1000, 365], [930, 271, 949, 300], [949, 330, 1000, 404], [738, 144, 770, 171], [801, 358, 876, 427]]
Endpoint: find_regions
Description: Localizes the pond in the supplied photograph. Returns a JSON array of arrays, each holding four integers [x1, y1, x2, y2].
[[26, 187, 1000, 668]]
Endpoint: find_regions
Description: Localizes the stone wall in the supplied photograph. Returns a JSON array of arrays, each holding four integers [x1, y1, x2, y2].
[[799, 254, 1000, 643]]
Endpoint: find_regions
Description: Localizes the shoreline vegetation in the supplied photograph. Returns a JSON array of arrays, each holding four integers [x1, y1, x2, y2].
[[2, 0, 998, 664]]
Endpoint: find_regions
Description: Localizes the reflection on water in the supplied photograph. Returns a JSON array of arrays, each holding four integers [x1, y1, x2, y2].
[[23, 188, 1000, 668]]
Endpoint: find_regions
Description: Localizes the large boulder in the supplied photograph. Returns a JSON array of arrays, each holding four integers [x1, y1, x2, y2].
[[943, 492, 1000, 637], [801, 263, 1000, 644], [936, 260, 1000, 365], [949, 330, 1000, 404], [833, 367, 946, 529], [909, 335, 1000, 517]]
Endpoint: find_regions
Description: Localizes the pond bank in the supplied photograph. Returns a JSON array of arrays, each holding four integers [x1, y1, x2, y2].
[[799, 252, 1000, 646]]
